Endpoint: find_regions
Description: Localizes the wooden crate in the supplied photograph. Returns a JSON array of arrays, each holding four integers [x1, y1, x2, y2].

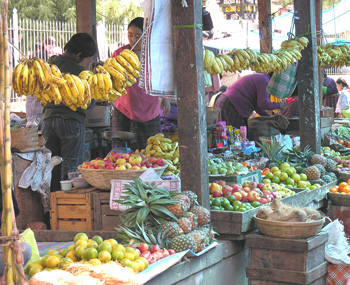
[[211, 181, 337, 240], [92, 191, 122, 231], [49, 188, 98, 231], [328, 205, 350, 238], [246, 233, 328, 285]]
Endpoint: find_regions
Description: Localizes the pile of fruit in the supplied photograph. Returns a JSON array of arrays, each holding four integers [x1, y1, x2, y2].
[[209, 180, 296, 212], [317, 43, 350, 68], [139, 133, 180, 176], [26, 232, 174, 277], [302, 154, 338, 184], [329, 180, 350, 194], [321, 147, 341, 158], [117, 179, 215, 254], [203, 37, 308, 74], [208, 159, 257, 176], [81, 152, 166, 171], [12, 49, 141, 110]]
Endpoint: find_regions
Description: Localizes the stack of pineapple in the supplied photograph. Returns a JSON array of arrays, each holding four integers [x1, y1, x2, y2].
[[139, 133, 180, 176], [303, 154, 338, 183], [162, 192, 214, 253]]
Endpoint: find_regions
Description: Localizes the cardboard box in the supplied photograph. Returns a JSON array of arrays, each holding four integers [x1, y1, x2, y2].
[[85, 106, 110, 128]]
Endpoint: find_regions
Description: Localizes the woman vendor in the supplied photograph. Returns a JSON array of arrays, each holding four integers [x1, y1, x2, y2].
[[110, 17, 170, 151], [214, 73, 284, 128]]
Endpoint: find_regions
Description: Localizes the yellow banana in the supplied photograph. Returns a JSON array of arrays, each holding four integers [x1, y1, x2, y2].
[[104, 66, 126, 83], [28, 67, 37, 95], [91, 74, 99, 100], [122, 49, 141, 70], [173, 157, 179, 165], [49, 84, 62, 105], [96, 73, 105, 99], [33, 60, 48, 91], [145, 144, 153, 153], [233, 54, 241, 71], [12, 62, 24, 95], [81, 78, 91, 106], [154, 152, 163, 157], [20, 62, 30, 95], [221, 54, 234, 68], [217, 55, 228, 71], [59, 83, 73, 106], [116, 54, 135, 75], [102, 73, 113, 96], [51, 75, 67, 85], [50, 64, 62, 78], [115, 84, 127, 95], [36, 58, 52, 90], [120, 50, 141, 70], [125, 72, 137, 84], [160, 143, 168, 152], [147, 137, 155, 144], [79, 70, 94, 81], [109, 58, 128, 79], [71, 75, 85, 105], [63, 74, 78, 104]]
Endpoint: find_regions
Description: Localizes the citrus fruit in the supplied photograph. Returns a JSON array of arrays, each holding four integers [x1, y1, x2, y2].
[[131, 261, 140, 273], [75, 239, 88, 249], [87, 240, 99, 249], [135, 259, 145, 272], [48, 250, 59, 256], [89, 258, 102, 266], [271, 176, 280, 184], [264, 172, 273, 180], [98, 250, 112, 263], [273, 170, 281, 177], [270, 166, 279, 173], [29, 266, 42, 277], [300, 173, 307, 181], [292, 173, 300, 183], [66, 251, 78, 262], [284, 168, 293, 177], [82, 247, 98, 261], [138, 257, 149, 269], [74, 246, 86, 260], [212, 198, 222, 207], [40, 254, 51, 267], [111, 250, 124, 261], [74, 233, 89, 243], [120, 258, 132, 268], [285, 178, 295, 186], [124, 252, 135, 261], [59, 257, 74, 269], [262, 179, 271, 184], [297, 181, 307, 188], [27, 263, 44, 272], [59, 249, 68, 257], [67, 244, 75, 252], [113, 244, 125, 253], [92, 235, 103, 245], [46, 255, 61, 269], [251, 201, 261, 208], [280, 163, 290, 171], [279, 172, 288, 181], [106, 239, 118, 248], [227, 195, 236, 203], [98, 241, 112, 253]]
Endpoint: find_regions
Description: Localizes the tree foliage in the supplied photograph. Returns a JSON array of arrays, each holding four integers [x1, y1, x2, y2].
[[323, 0, 341, 10]]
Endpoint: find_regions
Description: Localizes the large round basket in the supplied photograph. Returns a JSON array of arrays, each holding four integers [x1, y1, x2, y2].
[[77, 164, 167, 190], [253, 215, 325, 239], [340, 171, 350, 182], [328, 192, 350, 206]]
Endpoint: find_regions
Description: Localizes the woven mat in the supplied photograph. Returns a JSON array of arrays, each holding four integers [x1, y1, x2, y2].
[[37, 242, 73, 257]]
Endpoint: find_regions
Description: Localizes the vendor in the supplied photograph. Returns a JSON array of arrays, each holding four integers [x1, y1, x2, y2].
[[41, 33, 97, 192], [214, 73, 284, 128], [335, 77, 350, 118], [110, 17, 170, 151], [323, 72, 339, 112], [278, 87, 299, 118]]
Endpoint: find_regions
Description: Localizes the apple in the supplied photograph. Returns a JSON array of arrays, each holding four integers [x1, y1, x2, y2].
[[257, 183, 265, 190], [262, 184, 272, 191], [275, 192, 282, 199], [258, 197, 268, 204], [135, 249, 141, 256], [157, 158, 166, 166], [104, 160, 114, 167], [139, 243, 149, 253], [144, 161, 153, 168], [249, 181, 257, 190], [168, 249, 175, 255], [140, 251, 151, 258], [82, 161, 90, 168], [139, 153, 148, 164], [148, 256, 157, 264], [212, 180, 219, 184], [115, 165, 126, 170], [266, 194, 274, 202], [124, 163, 132, 169], [151, 245, 161, 253], [116, 158, 126, 165], [131, 166, 141, 170], [133, 162, 141, 167], [162, 249, 170, 258], [88, 164, 96, 169], [270, 192, 277, 199], [242, 181, 250, 188], [106, 165, 115, 170], [262, 190, 271, 197], [233, 192, 242, 201], [212, 190, 222, 198], [209, 183, 222, 194], [241, 191, 248, 197], [129, 154, 142, 165], [243, 187, 252, 193], [224, 191, 233, 198], [98, 166, 105, 169], [95, 157, 103, 160], [121, 153, 130, 161], [141, 166, 147, 169], [242, 196, 249, 202], [94, 160, 105, 168], [152, 164, 160, 168], [222, 186, 233, 196], [113, 154, 121, 161], [148, 157, 158, 164], [248, 191, 260, 202], [231, 184, 242, 193], [217, 180, 226, 187]]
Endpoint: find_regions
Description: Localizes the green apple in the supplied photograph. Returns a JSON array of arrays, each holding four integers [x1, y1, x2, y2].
[[280, 163, 291, 171], [297, 181, 307, 188], [292, 173, 300, 183], [300, 173, 307, 181], [285, 178, 295, 186]]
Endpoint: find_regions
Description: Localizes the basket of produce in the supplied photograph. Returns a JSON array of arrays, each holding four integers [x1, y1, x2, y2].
[[206, 107, 220, 125], [78, 164, 167, 190], [328, 192, 350, 206], [253, 200, 325, 238], [10, 126, 41, 152]]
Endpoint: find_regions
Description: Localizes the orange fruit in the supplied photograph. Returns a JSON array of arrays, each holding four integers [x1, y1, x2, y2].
[[29, 266, 42, 277], [347, 178, 350, 185], [88, 258, 102, 266], [46, 255, 61, 269], [124, 252, 135, 261], [48, 250, 59, 256], [131, 261, 140, 273], [135, 259, 145, 272], [98, 250, 112, 263], [40, 255, 51, 267], [59, 257, 74, 269], [98, 241, 112, 253], [74, 233, 89, 243], [66, 251, 78, 262], [339, 182, 348, 190], [138, 257, 149, 269]]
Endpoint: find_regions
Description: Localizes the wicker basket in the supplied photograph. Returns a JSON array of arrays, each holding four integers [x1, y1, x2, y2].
[[253, 215, 325, 239], [340, 171, 350, 182], [328, 192, 350, 206], [77, 164, 167, 190], [206, 107, 220, 125], [10, 127, 41, 153]]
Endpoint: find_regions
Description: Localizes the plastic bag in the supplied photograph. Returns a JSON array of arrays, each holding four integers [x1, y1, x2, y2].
[[20, 228, 40, 270], [321, 219, 350, 265]]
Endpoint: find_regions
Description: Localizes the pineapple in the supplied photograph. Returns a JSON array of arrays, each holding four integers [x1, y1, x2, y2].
[[313, 164, 326, 176], [166, 201, 186, 218], [256, 139, 284, 168], [174, 195, 191, 211], [170, 234, 197, 252], [310, 154, 327, 167], [328, 172, 338, 181], [183, 212, 198, 230], [304, 166, 321, 180], [325, 158, 337, 172], [182, 191, 198, 208], [161, 222, 183, 238], [177, 217, 192, 234], [188, 231, 206, 252], [190, 206, 210, 226], [321, 175, 332, 184]]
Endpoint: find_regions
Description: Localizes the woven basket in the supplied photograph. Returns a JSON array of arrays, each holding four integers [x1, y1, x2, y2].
[[10, 127, 41, 153], [206, 107, 220, 125], [77, 164, 167, 190], [328, 192, 350, 206], [340, 171, 350, 182], [253, 215, 325, 239]]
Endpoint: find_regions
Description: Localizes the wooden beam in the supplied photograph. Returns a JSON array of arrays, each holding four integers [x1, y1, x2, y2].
[[294, 0, 321, 153], [258, 0, 272, 53], [172, 0, 210, 209], [75, 0, 97, 67], [315, 0, 323, 108]]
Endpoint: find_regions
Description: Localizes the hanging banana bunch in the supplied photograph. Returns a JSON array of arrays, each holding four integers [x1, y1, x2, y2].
[[317, 43, 350, 68]]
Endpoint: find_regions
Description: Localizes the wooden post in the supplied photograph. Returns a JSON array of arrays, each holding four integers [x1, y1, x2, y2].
[[294, 0, 321, 153], [258, 0, 272, 53], [75, 0, 97, 67], [172, 0, 209, 209], [315, 0, 323, 108]]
